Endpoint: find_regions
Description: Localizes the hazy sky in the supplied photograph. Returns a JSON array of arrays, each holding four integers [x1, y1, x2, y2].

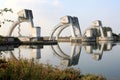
[[0, 0, 120, 36]]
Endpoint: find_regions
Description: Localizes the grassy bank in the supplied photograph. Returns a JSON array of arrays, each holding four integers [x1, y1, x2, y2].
[[0, 59, 105, 80], [0, 35, 3, 43]]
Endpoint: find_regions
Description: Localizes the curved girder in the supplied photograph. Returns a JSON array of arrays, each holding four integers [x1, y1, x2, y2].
[[56, 25, 70, 40], [7, 20, 29, 36], [49, 23, 69, 40], [50, 16, 82, 41]]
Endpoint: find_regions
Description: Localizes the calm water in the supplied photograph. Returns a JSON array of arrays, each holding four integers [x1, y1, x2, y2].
[[0, 41, 120, 80]]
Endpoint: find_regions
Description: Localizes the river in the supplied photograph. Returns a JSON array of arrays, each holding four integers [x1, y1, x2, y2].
[[0, 41, 120, 80]]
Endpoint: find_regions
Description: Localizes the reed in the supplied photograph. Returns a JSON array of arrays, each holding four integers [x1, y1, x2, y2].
[[0, 59, 105, 80]]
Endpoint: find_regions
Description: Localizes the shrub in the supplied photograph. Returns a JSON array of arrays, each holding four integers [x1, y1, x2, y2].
[[0, 59, 106, 80]]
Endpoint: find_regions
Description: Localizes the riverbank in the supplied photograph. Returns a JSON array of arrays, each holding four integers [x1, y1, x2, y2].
[[0, 35, 120, 45], [0, 59, 105, 80], [44, 36, 120, 42], [0, 36, 57, 45]]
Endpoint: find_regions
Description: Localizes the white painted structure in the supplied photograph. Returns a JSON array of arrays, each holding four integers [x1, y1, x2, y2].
[[85, 29, 93, 37], [83, 20, 114, 41], [32, 27, 41, 37], [7, 9, 41, 39], [50, 17, 114, 42], [49, 16, 82, 41], [6, 9, 41, 60]]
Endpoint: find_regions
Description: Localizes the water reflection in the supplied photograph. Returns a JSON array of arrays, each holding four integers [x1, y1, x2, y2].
[[0, 45, 43, 60], [0, 42, 119, 79], [51, 43, 81, 66], [51, 41, 116, 66], [0, 45, 17, 59], [84, 41, 116, 61], [0, 41, 117, 66]]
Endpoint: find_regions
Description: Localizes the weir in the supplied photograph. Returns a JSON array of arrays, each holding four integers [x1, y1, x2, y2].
[[50, 17, 114, 42], [6, 9, 115, 43], [49, 16, 82, 41]]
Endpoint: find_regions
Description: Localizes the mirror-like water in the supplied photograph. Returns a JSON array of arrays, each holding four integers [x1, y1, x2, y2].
[[0, 41, 120, 79]]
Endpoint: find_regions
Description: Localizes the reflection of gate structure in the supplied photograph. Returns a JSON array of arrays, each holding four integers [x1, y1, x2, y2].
[[49, 16, 82, 41], [51, 43, 81, 66], [84, 41, 114, 60], [0, 45, 42, 61], [9, 45, 42, 61]]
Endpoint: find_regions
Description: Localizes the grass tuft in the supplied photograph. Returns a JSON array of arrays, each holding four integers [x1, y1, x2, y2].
[[0, 59, 106, 80]]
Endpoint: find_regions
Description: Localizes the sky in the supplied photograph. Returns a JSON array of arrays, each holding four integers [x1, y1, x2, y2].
[[0, 0, 120, 36]]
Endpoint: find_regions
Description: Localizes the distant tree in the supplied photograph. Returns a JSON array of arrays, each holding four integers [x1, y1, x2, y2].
[[0, 8, 13, 27]]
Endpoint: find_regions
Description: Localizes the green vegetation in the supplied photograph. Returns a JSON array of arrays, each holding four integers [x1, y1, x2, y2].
[[0, 59, 106, 80], [0, 8, 13, 14], [0, 8, 13, 27], [0, 35, 3, 43], [102, 27, 112, 37]]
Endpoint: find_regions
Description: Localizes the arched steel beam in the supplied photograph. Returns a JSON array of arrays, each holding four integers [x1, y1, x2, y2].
[[50, 16, 82, 40]]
